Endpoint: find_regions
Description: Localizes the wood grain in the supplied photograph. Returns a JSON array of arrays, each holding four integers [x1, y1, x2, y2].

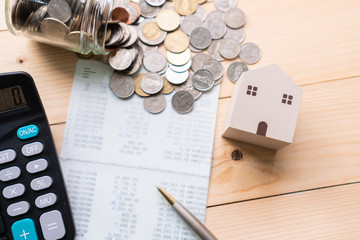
[[205, 183, 360, 240]]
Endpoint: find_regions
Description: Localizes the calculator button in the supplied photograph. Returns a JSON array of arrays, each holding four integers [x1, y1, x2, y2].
[[35, 193, 57, 209], [11, 218, 38, 240], [7, 201, 30, 217], [26, 158, 48, 174], [2, 183, 25, 199], [30, 176, 53, 191], [40, 210, 65, 239], [0, 166, 21, 182], [0, 149, 16, 165], [17, 125, 39, 140], [21, 142, 43, 157]]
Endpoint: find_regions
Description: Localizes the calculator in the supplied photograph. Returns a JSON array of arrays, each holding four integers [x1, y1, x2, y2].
[[0, 72, 75, 240]]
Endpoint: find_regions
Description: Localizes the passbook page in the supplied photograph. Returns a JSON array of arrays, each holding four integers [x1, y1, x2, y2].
[[60, 59, 220, 240]]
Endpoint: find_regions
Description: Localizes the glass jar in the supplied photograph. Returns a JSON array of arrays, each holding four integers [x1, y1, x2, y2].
[[5, 0, 115, 55]]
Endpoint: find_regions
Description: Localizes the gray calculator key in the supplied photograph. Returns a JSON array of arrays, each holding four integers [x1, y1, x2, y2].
[[3, 183, 25, 199], [0, 149, 16, 164], [31, 176, 53, 191], [26, 158, 48, 174], [0, 166, 21, 182], [35, 193, 57, 209], [7, 201, 30, 217], [21, 142, 44, 157], [40, 210, 66, 239]]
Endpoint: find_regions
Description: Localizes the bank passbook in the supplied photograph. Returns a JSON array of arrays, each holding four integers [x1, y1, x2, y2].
[[0, 72, 75, 240]]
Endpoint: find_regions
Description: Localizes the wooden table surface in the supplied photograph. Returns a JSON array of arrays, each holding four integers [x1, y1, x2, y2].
[[1, 0, 360, 239]]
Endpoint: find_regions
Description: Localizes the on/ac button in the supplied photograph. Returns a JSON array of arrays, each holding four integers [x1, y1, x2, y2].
[[17, 125, 39, 140]]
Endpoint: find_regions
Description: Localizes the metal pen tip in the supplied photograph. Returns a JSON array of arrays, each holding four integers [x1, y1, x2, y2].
[[157, 186, 177, 206]]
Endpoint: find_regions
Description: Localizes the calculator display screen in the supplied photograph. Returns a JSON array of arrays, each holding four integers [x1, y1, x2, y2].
[[0, 85, 27, 113]]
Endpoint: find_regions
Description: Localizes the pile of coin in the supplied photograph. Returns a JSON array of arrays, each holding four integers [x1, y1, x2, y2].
[[10, 0, 261, 114]]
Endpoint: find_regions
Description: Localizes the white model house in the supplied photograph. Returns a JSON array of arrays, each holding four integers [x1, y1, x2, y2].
[[222, 64, 302, 150]]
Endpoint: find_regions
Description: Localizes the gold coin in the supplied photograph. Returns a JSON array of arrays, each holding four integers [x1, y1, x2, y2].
[[164, 30, 189, 53], [142, 22, 163, 41], [166, 48, 191, 66], [162, 77, 175, 94], [155, 9, 181, 31], [134, 73, 150, 97], [173, 0, 198, 16], [76, 52, 93, 59]]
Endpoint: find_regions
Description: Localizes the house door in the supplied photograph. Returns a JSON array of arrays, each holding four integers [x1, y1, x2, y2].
[[256, 121, 268, 136]]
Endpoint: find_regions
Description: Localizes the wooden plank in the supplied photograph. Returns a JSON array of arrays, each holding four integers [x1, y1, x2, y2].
[[50, 76, 360, 206], [208, 76, 360, 205], [205, 183, 360, 240]]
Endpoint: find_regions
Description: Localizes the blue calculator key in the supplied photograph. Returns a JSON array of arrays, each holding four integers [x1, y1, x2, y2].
[[17, 125, 39, 140], [11, 218, 38, 240]]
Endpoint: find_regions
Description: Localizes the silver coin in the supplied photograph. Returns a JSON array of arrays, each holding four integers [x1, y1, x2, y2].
[[205, 10, 224, 22], [143, 51, 167, 72], [40, 18, 70, 40], [226, 62, 248, 83], [192, 69, 214, 92], [214, 0, 237, 12], [214, 77, 223, 86], [109, 72, 135, 99], [201, 59, 223, 80], [140, 72, 164, 94], [191, 53, 212, 72], [174, 74, 202, 100], [189, 27, 212, 50], [25, 5, 48, 33], [48, 0, 72, 23], [180, 15, 202, 36], [172, 90, 194, 114], [193, 5, 206, 22], [121, 25, 139, 47], [145, 0, 166, 7], [218, 38, 241, 59], [138, 19, 167, 46], [188, 44, 203, 53], [124, 46, 144, 75], [137, 40, 158, 54], [165, 68, 189, 85], [204, 18, 227, 39], [224, 27, 245, 44], [138, 0, 160, 18], [207, 39, 224, 61], [239, 42, 261, 64], [169, 59, 192, 73], [224, 8, 246, 29], [109, 48, 134, 70], [144, 93, 167, 114]]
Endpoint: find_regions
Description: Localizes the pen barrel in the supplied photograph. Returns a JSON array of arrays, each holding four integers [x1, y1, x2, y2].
[[173, 202, 217, 240]]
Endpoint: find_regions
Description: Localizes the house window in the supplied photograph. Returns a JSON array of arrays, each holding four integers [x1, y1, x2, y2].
[[246, 85, 258, 96], [282, 94, 293, 105]]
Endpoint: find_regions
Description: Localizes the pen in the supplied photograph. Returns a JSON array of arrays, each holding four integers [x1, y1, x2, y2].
[[157, 186, 218, 240]]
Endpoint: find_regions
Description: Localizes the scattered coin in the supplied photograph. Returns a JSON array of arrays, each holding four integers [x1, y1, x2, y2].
[[224, 8, 246, 29], [172, 90, 194, 114], [173, 0, 198, 16], [138, 19, 167, 45], [239, 42, 262, 64], [204, 18, 227, 39], [191, 53, 212, 72], [175, 74, 202, 100], [205, 10, 224, 21], [189, 27, 212, 50], [109, 72, 135, 99], [169, 59, 192, 73], [144, 93, 167, 114], [193, 4, 206, 21], [143, 51, 168, 72], [192, 69, 215, 92], [161, 77, 175, 94], [166, 48, 191, 66], [109, 48, 134, 70], [164, 30, 189, 53], [134, 73, 150, 97], [146, 0, 166, 7], [165, 68, 189, 85], [214, 0, 237, 12], [138, 0, 160, 18], [218, 38, 241, 59], [227, 62, 248, 83], [110, 7, 130, 23], [140, 72, 164, 94], [207, 39, 224, 61], [180, 15, 203, 36], [156, 9, 181, 31], [201, 59, 224, 80], [224, 27, 245, 44]]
